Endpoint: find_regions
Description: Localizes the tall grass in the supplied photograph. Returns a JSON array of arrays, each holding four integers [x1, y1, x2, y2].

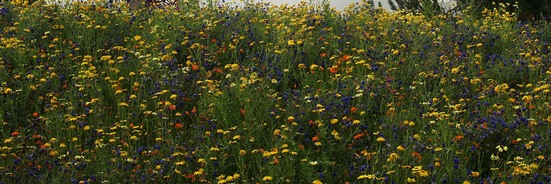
[[0, 0, 550, 183]]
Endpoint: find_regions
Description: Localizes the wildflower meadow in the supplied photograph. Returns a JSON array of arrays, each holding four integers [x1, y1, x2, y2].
[[0, 0, 550, 183]]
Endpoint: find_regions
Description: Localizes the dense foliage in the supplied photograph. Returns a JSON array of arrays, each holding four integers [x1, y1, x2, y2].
[[389, 0, 551, 21], [0, 0, 550, 183]]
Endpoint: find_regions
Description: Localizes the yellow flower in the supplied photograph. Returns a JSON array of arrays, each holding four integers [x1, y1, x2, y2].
[[387, 153, 399, 162], [287, 116, 295, 123], [496, 145, 508, 152], [376, 137, 385, 142], [470, 78, 481, 84], [397, 145, 406, 151], [490, 154, 500, 160], [194, 168, 205, 175], [262, 176, 273, 181], [100, 55, 112, 61], [357, 174, 375, 179], [521, 95, 532, 103], [273, 129, 280, 136], [233, 173, 241, 179], [197, 158, 206, 164], [494, 84, 509, 93], [288, 40, 295, 46], [4, 88, 13, 94], [330, 118, 339, 124], [392, 49, 400, 55], [310, 64, 319, 70], [312, 180, 323, 184], [415, 170, 430, 177], [49, 150, 59, 157]]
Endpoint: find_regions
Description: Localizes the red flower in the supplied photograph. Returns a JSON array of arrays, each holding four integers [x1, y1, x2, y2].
[[175, 123, 184, 129]]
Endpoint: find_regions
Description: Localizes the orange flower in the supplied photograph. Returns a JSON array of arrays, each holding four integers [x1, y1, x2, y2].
[[329, 66, 338, 74], [342, 55, 352, 61], [273, 157, 280, 165], [453, 135, 464, 142], [175, 122, 184, 129], [350, 106, 357, 113], [454, 51, 462, 57], [411, 151, 422, 160], [11, 131, 19, 136], [213, 67, 223, 74], [191, 64, 200, 71], [353, 133, 364, 140], [472, 142, 480, 149], [478, 123, 488, 129], [311, 136, 319, 142], [32, 112, 40, 118], [185, 173, 196, 180]]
